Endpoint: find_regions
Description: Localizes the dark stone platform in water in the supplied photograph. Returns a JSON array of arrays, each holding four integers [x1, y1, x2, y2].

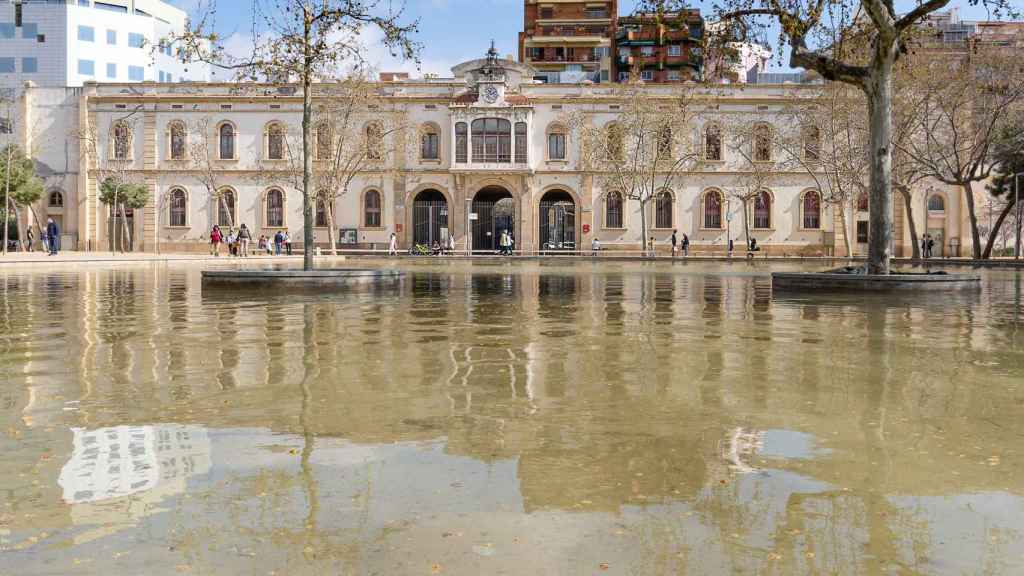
[[772, 269, 981, 292], [202, 269, 403, 288]]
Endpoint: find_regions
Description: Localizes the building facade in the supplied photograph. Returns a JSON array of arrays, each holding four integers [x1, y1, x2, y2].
[[0, 0, 211, 88], [519, 0, 617, 84], [615, 11, 704, 83]]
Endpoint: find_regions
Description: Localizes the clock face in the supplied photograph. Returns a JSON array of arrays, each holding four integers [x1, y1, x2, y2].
[[482, 86, 499, 103]]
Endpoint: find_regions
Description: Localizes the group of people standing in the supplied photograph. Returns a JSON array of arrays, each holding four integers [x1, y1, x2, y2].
[[498, 230, 515, 256], [670, 230, 691, 258], [921, 233, 937, 259], [209, 224, 292, 257], [7, 218, 61, 255]]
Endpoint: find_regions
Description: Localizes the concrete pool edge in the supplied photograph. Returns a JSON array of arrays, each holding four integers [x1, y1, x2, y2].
[[201, 268, 403, 287], [771, 271, 982, 292]]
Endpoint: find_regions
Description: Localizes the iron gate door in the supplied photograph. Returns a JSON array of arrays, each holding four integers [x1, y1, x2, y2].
[[539, 200, 576, 250], [413, 200, 449, 246], [472, 197, 515, 252]]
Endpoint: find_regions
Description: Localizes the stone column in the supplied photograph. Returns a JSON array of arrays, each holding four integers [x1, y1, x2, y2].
[[142, 109, 158, 252], [581, 173, 594, 249], [78, 87, 97, 251]]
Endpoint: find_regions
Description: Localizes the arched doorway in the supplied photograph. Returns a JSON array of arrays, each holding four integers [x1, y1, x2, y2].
[[539, 189, 576, 251], [472, 186, 515, 252], [412, 189, 449, 247]]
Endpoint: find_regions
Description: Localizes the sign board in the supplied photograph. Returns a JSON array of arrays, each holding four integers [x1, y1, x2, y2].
[[582, 224, 591, 234], [338, 228, 358, 245], [469, 213, 479, 221]]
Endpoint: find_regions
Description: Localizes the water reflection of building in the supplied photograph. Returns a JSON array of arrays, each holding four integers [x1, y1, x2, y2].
[[58, 424, 211, 505]]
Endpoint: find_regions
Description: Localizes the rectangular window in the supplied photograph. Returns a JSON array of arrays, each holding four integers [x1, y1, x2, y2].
[[640, 46, 654, 56], [540, 7, 554, 19], [856, 221, 869, 244], [584, 7, 607, 18], [668, 45, 682, 57], [14, 4, 21, 27], [21, 23, 37, 39], [78, 25, 95, 42], [22, 57, 37, 73], [106, 63, 116, 78], [640, 70, 654, 81], [548, 132, 565, 160], [514, 122, 527, 163], [107, 30, 117, 45], [0, 58, 15, 73], [421, 132, 439, 160], [128, 33, 145, 48], [667, 70, 681, 81], [618, 71, 629, 82], [78, 59, 94, 76], [0, 24, 14, 39], [128, 66, 144, 81]]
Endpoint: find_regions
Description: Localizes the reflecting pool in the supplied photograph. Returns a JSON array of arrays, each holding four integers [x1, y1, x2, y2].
[[1, 260, 1023, 575]]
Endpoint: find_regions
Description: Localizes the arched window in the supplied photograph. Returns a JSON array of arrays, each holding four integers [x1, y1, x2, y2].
[[265, 188, 285, 227], [605, 191, 623, 228], [266, 122, 285, 160], [217, 189, 236, 227], [547, 124, 566, 160], [606, 122, 624, 161], [169, 188, 187, 227], [703, 190, 723, 229], [753, 123, 772, 162], [515, 121, 528, 164], [753, 190, 772, 229], [471, 118, 512, 163], [315, 121, 332, 160], [168, 121, 186, 160], [655, 191, 673, 229], [455, 122, 468, 163], [421, 124, 440, 160], [803, 125, 820, 161], [857, 192, 868, 212], [112, 121, 131, 160], [365, 122, 383, 160], [315, 196, 329, 227], [928, 194, 945, 212], [364, 189, 382, 227], [48, 190, 64, 208], [802, 190, 821, 229], [705, 123, 722, 161], [218, 123, 235, 160]]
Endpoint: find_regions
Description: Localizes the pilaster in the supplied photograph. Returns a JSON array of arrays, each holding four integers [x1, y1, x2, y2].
[[142, 109, 158, 252]]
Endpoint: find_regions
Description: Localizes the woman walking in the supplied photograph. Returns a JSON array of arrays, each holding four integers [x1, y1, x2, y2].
[[210, 225, 222, 256]]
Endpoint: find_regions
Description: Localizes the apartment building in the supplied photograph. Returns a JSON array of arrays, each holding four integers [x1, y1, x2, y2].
[[519, 0, 616, 84], [615, 11, 704, 83]]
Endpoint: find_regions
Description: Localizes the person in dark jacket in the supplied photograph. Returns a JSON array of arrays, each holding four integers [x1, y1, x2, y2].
[[46, 218, 60, 256]]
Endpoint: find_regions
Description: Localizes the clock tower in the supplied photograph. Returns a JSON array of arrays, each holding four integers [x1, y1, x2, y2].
[[476, 41, 507, 107]]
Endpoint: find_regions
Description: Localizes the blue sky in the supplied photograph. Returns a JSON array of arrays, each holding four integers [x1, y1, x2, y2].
[[167, 0, 1010, 78]]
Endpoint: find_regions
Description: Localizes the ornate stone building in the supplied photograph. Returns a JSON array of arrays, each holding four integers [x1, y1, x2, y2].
[[11, 47, 979, 256]]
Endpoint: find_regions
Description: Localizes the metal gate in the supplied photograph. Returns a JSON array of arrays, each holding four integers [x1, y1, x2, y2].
[[539, 200, 576, 250], [472, 197, 515, 252], [413, 199, 449, 246]]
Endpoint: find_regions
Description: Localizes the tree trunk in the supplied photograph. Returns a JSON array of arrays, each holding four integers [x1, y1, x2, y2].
[[119, 203, 131, 253], [2, 146, 10, 256], [639, 197, 648, 256], [838, 202, 853, 258], [897, 185, 920, 259], [326, 198, 337, 256], [301, 13, 315, 271], [12, 204, 23, 251], [865, 58, 896, 275], [961, 181, 983, 259], [742, 199, 750, 251], [981, 196, 1015, 259]]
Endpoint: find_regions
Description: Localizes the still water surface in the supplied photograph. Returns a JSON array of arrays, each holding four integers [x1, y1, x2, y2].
[[1, 260, 1023, 575]]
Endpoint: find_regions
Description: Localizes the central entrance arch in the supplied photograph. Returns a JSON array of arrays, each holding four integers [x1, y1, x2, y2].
[[539, 189, 577, 251], [472, 186, 515, 252], [412, 189, 449, 247]]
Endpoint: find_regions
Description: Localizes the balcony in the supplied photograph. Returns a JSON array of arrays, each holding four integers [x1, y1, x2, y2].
[[529, 53, 602, 64], [538, 25, 609, 38]]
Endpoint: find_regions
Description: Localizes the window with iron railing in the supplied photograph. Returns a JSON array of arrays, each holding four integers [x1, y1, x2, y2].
[[471, 118, 511, 163]]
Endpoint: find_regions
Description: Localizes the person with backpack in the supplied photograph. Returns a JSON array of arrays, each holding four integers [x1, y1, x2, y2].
[[238, 224, 252, 257], [273, 230, 284, 255], [681, 233, 690, 257]]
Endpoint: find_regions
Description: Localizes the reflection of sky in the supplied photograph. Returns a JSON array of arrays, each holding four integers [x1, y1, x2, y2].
[[758, 429, 831, 461]]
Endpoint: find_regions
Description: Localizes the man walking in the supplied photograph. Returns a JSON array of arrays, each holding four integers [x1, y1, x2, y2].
[[681, 233, 690, 257], [46, 218, 60, 256], [671, 230, 678, 258], [388, 232, 398, 256], [274, 230, 283, 255], [238, 223, 252, 257]]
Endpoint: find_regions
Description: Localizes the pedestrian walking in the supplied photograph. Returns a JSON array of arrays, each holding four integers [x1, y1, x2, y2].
[[681, 233, 690, 257], [927, 235, 935, 259], [388, 232, 398, 256], [448, 234, 456, 255], [921, 234, 929, 259], [500, 230, 511, 256], [671, 230, 678, 258], [284, 231, 293, 255], [210, 225, 222, 256], [238, 224, 252, 257], [25, 227, 33, 252], [273, 230, 283, 255], [46, 218, 60, 256]]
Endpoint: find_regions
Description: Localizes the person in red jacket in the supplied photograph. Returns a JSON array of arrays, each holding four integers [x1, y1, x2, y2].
[[210, 225, 223, 256]]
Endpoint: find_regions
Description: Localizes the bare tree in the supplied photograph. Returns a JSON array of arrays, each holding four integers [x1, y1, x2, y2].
[[567, 79, 702, 254], [895, 47, 1024, 259], [644, 0, 1019, 274], [167, 0, 420, 270], [79, 113, 146, 253], [186, 117, 235, 231]]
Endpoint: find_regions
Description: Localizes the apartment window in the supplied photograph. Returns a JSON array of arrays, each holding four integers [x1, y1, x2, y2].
[[530, 47, 544, 61], [618, 71, 629, 82], [540, 6, 554, 19], [640, 46, 654, 56], [78, 25, 95, 42], [667, 70, 681, 81], [14, 3, 21, 27], [128, 33, 145, 48], [668, 45, 682, 57], [640, 70, 654, 81], [107, 30, 117, 45], [856, 221, 869, 243], [0, 58, 14, 73], [78, 59, 95, 76], [21, 24, 37, 39], [106, 63, 117, 79], [471, 118, 511, 163], [584, 7, 607, 18], [22, 57, 37, 74], [128, 66, 144, 81]]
